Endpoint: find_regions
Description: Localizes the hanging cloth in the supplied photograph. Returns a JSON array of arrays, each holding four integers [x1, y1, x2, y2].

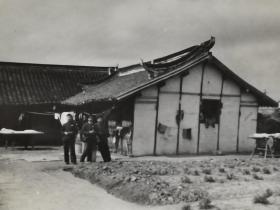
[[158, 123, 167, 134]]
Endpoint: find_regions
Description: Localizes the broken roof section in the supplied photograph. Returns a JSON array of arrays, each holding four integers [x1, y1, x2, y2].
[[63, 37, 277, 107], [63, 38, 213, 105], [0, 62, 112, 106]]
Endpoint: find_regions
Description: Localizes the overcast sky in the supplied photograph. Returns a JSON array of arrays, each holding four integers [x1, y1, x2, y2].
[[0, 0, 279, 101]]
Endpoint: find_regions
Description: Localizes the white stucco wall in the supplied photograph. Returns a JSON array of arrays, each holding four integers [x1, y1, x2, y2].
[[182, 64, 203, 93], [132, 61, 259, 156], [222, 78, 241, 95], [238, 91, 258, 152], [141, 86, 158, 97], [218, 78, 241, 153], [238, 106, 258, 152], [178, 64, 202, 154], [160, 76, 180, 92], [199, 63, 221, 153], [199, 125, 218, 154], [179, 94, 200, 154], [241, 92, 257, 102], [156, 92, 179, 155], [132, 97, 157, 156], [219, 96, 240, 153], [202, 63, 223, 96]]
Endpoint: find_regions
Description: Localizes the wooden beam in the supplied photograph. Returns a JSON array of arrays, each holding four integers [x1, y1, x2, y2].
[[197, 61, 206, 155], [131, 97, 136, 155], [236, 92, 242, 153], [176, 76, 183, 155], [217, 74, 225, 151], [153, 86, 160, 155]]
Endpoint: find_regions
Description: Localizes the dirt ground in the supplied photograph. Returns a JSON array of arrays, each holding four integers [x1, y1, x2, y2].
[[0, 147, 280, 210], [0, 147, 176, 210], [72, 155, 280, 210]]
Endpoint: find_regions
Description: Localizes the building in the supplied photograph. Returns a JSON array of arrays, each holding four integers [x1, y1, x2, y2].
[[0, 62, 112, 145], [64, 37, 277, 156]]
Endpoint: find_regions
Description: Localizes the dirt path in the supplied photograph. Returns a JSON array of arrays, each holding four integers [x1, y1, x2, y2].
[[0, 149, 179, 210], [1, 148, 280, 210]]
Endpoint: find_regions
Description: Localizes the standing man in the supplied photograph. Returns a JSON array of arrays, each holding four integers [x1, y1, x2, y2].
[[61, 114, 77, 165], [94, 109, 112, 162], [80, 115, 97, 162]]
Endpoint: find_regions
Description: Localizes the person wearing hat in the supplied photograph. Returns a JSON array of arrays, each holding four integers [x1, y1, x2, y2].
[[61, 114, 77, 164], [80, 115, 97, 162]]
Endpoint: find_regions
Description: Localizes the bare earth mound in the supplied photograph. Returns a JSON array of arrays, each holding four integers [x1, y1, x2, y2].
[[70, 157, 280, 208]]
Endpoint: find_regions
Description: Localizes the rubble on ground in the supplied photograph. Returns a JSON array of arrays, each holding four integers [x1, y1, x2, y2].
[[70, 158, 280, 205], [71, 160, 208, 205]]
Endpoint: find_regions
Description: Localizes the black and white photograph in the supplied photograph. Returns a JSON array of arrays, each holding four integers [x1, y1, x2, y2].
[[0, 1, 280, 209]]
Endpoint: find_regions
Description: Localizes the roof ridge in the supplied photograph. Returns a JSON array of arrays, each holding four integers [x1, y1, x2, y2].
[[0, 61, 114, 72], [119, 37, 215, 74], [146, 37, 215, 67]]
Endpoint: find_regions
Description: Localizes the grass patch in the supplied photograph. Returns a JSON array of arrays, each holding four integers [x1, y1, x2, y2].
[[191, 169, 200, 176], [181, 176, 192, 184], [180, 188, 209, 203], [199, 197, 213, 209], [242, 168, 250, 175], [226, 172, 236, 180], [252, 173, 264, 180], [262, 167, 271, 174], [227, 164, 235, 169], [253, 189, 273, 205], [252, 166, 261, 172], [204, 175, 215, 183], [202, 168, 212, 175], [218, 168, 225, 173], [181, 204, 191, 210], [183, 167, 189, 174], [158, 168, 168, 175]]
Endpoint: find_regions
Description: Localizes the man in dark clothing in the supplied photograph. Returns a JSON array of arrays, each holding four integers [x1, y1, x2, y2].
[[61, 114, 77, 164], [94, 110, 112, 162], [80, 116, 97, 162]]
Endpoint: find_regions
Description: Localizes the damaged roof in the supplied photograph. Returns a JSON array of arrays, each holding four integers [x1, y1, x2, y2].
[[63, 65, 149, 104], [63, 37, 277, 107], [63, 38, 211, 104], [0, 62, 111, 106]]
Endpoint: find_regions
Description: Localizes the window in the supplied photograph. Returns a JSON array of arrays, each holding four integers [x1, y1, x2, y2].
[[199, 99, 222, 128]]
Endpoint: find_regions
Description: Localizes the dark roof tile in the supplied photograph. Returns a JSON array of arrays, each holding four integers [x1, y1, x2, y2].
[[64, 68, 149, 105], [0, 62, 111, 105]]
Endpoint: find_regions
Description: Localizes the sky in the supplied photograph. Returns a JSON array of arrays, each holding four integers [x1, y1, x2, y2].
[[0, 0, 279, 101]]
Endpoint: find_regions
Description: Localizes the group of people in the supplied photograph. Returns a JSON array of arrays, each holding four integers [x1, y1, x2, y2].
[[61, 112, 111, 165]]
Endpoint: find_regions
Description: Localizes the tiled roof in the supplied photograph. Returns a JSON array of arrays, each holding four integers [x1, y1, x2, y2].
[[63, 54, 209, 105], [63, 65, 150, 105], [0, 62, 111, 105], [63, 38, 215, 105]]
